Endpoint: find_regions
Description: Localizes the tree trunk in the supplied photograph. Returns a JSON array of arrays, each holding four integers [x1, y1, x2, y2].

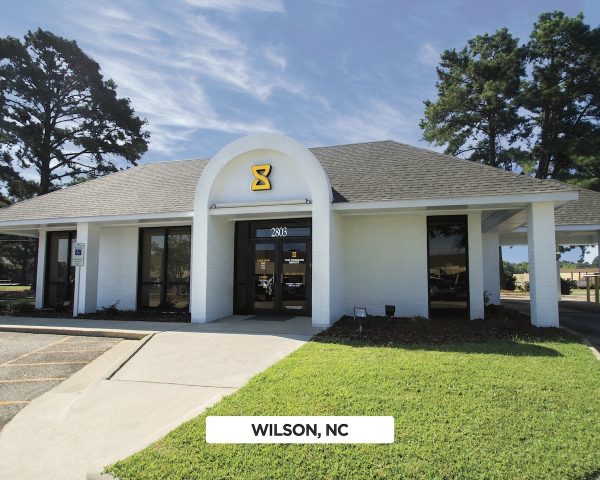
[[39, 159, 51, 195]]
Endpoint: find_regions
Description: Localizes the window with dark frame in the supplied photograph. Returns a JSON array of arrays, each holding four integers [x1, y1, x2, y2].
[[138, 226, 191, 310], [44, 231, 76, 309], [426, 215, 469, 318]]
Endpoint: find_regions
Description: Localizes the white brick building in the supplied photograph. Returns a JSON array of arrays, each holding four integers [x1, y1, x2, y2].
[[0, 133, 598, 328]]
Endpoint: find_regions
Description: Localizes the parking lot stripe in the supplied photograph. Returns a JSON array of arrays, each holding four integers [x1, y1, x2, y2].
[[0, 361, 89, 367], [0, 401, 29, 406], [0, 377, 66, 384], [1, 335, 74, 367]]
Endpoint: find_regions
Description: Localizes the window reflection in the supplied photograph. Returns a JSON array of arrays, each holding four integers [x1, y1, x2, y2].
[[427, 217, 469, 317], [45, 231, 75, 309], [139, 227, 191, 310]]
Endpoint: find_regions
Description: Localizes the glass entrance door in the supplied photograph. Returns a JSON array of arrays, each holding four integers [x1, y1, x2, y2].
[[253, 241, 277, 312], [281, 241, 308, 313], [252, 239, 310, 315], [45, 231, 75, 309]]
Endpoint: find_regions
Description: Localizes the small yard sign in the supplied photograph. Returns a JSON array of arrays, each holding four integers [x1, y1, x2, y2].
[[72, 243, 85, 266]]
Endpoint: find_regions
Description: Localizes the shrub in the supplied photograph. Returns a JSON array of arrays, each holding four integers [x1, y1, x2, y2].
[[502, 272, 516, 291], [4, 302, 35, 314], [100, 301, 120, 315], [560, 278, 576, 295]]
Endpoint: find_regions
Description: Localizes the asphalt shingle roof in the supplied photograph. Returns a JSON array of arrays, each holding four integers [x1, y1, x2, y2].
[[0, 140, 590, 225], [555, 186, 600, 226], [0, 159, 208, 221], [312, 141, 573, 202]]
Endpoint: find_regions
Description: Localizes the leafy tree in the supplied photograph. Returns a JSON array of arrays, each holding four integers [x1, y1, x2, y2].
[[420, 28, 526, 170], [421, 12, 600, 190], [0, 234, 36, 284], [503, 261, 529, 274], [522, 12, 600, 183], [593, 255, 599, 267], [0, 29, 149, 197]]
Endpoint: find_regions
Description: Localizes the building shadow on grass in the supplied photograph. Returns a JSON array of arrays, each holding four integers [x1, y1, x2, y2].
[[312, 335, 569, 357]]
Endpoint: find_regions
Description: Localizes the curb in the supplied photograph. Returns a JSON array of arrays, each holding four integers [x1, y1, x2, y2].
[[106, 333, 154, 380], [561, 326, 600, 361], [502, 303, 600, 362], [0, 325, 148, 340]]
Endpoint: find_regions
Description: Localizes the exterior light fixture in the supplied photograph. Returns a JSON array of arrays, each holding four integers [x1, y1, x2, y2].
[[385, 305, 395, 317], [354, 307, 367, 335]]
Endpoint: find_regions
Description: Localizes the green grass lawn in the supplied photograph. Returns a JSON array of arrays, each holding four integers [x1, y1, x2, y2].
[[108, 337, 600, 480], [0, 285, 31, 292]]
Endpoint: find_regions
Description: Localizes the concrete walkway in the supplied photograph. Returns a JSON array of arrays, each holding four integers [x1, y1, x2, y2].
[[0, 315, 319, 480], [0, 316, 190, 339]]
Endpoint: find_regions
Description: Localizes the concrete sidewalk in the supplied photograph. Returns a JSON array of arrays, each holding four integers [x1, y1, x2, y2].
[[0, 315, 318, 480], [0, 316, 190, 339]]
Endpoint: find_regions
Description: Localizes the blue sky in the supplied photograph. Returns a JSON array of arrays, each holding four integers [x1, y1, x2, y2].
[[2, 0, 599, 262]]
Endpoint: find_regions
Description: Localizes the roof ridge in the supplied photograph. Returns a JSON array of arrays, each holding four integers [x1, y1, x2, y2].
[[308, 139, 397, 150], [137, 157, 209, 167]]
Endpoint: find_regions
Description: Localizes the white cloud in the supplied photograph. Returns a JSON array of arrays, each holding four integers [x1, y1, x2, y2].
[[183, 0, 284, 12], [59, 0, 291, 155], [584, 245, 598, 264], [264, 47, 287, 70], [326, 100, 419, 144], [418, 42, 440, 66]]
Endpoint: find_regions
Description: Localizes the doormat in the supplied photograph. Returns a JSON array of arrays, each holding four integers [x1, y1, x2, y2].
[[247, 315, 293, 321]]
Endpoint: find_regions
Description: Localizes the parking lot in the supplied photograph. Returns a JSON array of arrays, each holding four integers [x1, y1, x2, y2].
[[0, 332, 120, 429]]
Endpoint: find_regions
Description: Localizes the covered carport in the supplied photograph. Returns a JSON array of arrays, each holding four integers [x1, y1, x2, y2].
[[493, 186, 600, 327]]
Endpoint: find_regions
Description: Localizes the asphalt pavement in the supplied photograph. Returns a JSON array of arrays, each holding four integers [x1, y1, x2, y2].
[[501, 298, 600, 349], [0, 332, 120, 429]]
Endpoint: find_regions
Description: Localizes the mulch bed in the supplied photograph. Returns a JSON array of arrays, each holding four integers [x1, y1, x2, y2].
[[0, 290, 35, 300], [81, 310, 191, 322], [316, 305, 570, 344], [0, 307, 191, 323]]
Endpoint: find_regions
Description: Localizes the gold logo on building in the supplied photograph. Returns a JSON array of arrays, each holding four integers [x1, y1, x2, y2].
[[251, 164, 272, 191]]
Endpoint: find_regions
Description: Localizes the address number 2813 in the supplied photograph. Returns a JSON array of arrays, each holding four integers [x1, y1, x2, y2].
[[271, 227, 287, 237]]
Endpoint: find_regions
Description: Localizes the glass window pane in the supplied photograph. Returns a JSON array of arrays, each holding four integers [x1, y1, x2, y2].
[[48, 233, 70, 283], [140, 284, 162, 308], [281, 241, 307, 312], [427, 217, 469, 317], [165, 283, 189, 309], [47, 283, 70, 308], [166, 228, 191, 284], [254, 242, 276, 311], [255, 227, 311, 238], [141, 229, 165, 283], [46, 232, 75, 309]]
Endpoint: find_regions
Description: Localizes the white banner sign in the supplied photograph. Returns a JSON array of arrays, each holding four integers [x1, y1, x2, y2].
[[206, 416, 394, 444]]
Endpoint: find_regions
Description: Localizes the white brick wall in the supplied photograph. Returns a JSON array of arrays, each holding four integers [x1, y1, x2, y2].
[[74, 222, 100, 314], [482, 231, 501, 305], [468, 212, 485, 319], [97, 226, 139, 311], [328, 212, 346, 322], [527, 202, 559, 327], [340, 214, 429, 318], [205, 217, 235, 320]]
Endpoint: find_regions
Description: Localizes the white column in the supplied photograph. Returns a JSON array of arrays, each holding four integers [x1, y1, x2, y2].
[[34, 229, 47, 309], [527, 202, 559, 327], [312, 203, 332, 327], [468, 212, 485, 319], [73, 222, 100, 316], [556, 242, 562, 301], [482, 231, 501, 305]]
